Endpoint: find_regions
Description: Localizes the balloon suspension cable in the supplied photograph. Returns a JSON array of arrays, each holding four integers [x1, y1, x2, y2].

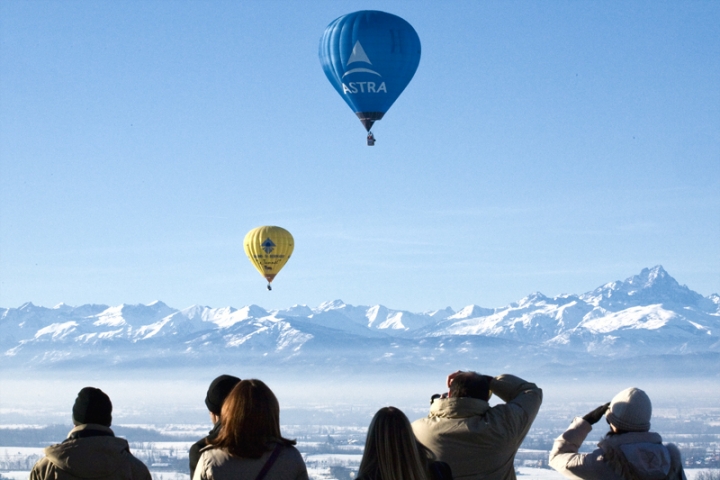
[[367, 131, 376, 146], [267, 284, 272, 291]]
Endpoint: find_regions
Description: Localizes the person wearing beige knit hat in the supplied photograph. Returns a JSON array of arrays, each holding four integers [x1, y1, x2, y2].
[[606, 387, 653, 433], [549, 387, 687, 480]]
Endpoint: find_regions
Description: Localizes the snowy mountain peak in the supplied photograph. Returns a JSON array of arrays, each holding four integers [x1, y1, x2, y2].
[[146, 300, 168, 308], [626, 265, 675, 290], [179, 305, 214, 317], [518, 292, 549, 307], [580, 265, 712, 312], [448, 305, 493, 320], [277, 304, 314, 317], [240, 304, 270, 318], [316, 300, 347, 312], [427, 306, 455, 318]]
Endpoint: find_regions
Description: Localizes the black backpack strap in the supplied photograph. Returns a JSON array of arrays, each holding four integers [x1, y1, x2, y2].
[[428, 461, 453, 480], [255, 443, 284, 480]]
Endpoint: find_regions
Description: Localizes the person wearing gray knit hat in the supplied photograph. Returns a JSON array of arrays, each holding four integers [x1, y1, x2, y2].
[[606, 387, 652, 433], [549, 387, 686, 480]]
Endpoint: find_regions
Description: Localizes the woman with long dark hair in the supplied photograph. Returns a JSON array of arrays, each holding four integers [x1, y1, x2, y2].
[[357, 407, 452, 480], [193, 379, 308, 480]]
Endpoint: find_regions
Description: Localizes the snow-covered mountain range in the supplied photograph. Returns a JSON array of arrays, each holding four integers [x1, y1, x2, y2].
[[2, 266, 718, 376]]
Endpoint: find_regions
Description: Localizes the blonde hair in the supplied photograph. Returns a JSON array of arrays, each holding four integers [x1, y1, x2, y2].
[[357, 407, 431, 480]]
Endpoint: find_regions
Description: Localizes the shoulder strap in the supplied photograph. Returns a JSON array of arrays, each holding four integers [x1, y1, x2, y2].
[[428, 461, 453, 480], [254, 443, 284, 480]]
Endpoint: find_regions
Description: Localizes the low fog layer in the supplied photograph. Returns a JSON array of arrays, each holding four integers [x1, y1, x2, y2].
[[2, 368, 719, 426]]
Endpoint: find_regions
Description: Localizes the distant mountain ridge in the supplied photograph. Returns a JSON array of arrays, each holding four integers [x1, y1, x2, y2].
[[2, 266, 718, 375]]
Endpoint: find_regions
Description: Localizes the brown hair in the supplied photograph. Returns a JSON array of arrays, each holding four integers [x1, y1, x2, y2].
[[357, 407, 431, 480], [210, 379, 295, 458], [449, 372, 490, 401]]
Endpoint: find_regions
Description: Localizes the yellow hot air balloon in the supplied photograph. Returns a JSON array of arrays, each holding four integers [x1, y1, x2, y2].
[[243, 226, 294, 290]]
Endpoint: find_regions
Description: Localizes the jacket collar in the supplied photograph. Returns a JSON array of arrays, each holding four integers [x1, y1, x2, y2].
[[67, 424, 115, 438], [599, 431, 663, 450], [208, 421, 222, 440], [429, 396, 490, 418]]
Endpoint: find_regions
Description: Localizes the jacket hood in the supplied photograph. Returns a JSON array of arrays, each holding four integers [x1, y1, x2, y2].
[[44, 425, 133, 478], [599, 431, 671, 480], [429, 396, 490, 418]]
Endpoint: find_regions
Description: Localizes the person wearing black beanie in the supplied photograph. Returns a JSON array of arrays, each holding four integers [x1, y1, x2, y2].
[[30, 386, 151, 480], [72, 387, 113, 427], [189, 374, 241, 478], [205, 375, 241, 416]]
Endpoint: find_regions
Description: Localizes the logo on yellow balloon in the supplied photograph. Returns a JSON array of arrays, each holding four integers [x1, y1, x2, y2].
[[261, 238, 276, 254]]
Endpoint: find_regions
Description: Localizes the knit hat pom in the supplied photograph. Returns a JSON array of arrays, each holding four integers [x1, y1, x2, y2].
[[606, 387, 651, 432]]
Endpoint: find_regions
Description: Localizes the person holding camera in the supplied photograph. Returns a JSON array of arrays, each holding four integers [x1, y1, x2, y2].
[[549, 387, 686, 480], [412, 371, 542, 480]]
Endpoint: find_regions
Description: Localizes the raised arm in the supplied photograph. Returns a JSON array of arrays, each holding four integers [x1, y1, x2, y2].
[[549, 405, 612, 480]]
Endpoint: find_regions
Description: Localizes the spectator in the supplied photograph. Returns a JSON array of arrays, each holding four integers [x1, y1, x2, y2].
[[357, 406, 452, 480], [189, 374, 241, 478], [549, 387, 686, 480], [30, 387, 150, 480], [193, 379, 308, 480], [412, 370, 542, 480]]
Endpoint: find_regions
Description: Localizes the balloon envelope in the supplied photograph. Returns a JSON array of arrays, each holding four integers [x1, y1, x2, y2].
[[243, 226, 294, 284], [319, 10, 421, 131]]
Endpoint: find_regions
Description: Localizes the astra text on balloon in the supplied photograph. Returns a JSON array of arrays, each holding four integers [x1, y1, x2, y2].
[[342, 82, 387, 94]]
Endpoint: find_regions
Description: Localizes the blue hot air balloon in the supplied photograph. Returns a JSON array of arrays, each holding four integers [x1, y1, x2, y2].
[[319, 11, 421, 145]]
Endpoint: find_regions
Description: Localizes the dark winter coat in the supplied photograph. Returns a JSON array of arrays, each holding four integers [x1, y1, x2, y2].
[[189, 421, 221, 478]]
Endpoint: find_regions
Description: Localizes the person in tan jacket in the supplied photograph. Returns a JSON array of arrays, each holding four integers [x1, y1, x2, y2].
[[30, 387, 151, 480], [412, 371, 542, 480], [549, 387, 686, 480]]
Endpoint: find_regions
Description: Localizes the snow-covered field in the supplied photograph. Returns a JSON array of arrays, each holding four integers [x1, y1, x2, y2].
[[1, 467, 718, 480], [1, 447, 717, 480]]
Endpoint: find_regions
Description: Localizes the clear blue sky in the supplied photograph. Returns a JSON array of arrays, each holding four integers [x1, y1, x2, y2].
[[1, 1, 718, 312]]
